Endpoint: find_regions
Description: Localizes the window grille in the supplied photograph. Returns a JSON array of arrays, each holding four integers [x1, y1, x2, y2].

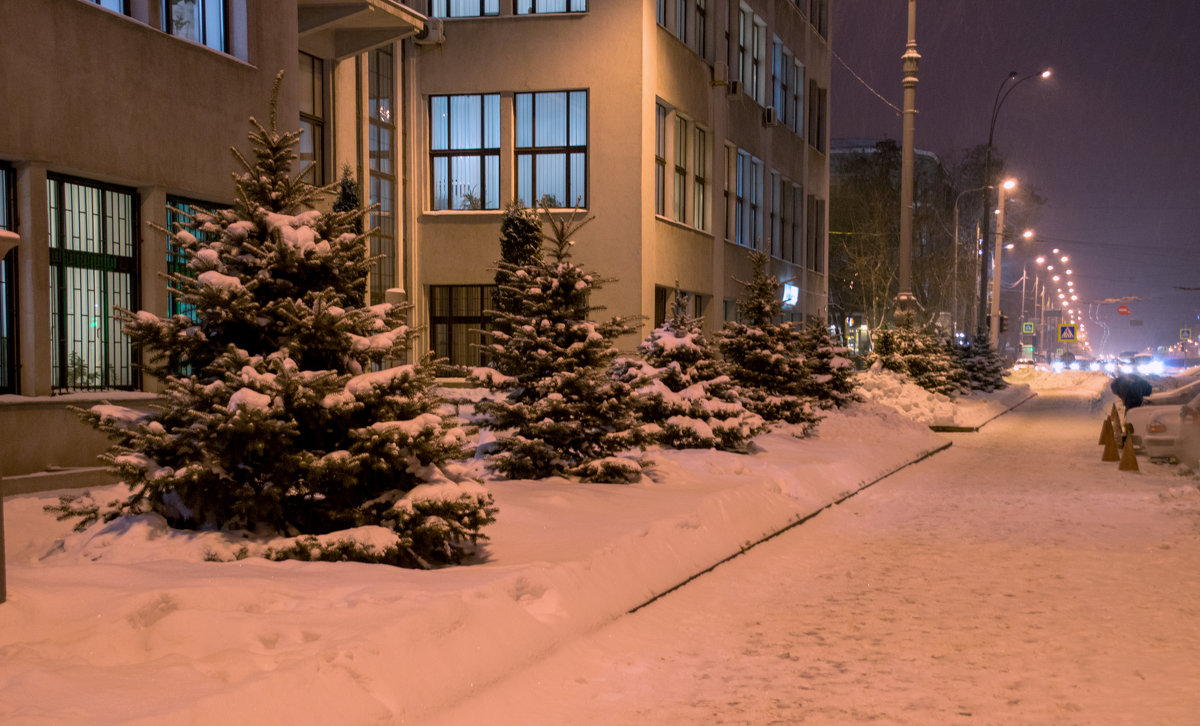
[[429, 284, 494, 367], [515, 90, 588, 209]]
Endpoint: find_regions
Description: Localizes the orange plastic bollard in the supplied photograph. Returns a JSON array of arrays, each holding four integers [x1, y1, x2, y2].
[[1101, 431, 1120, 462], [1119, 440, 1139, 472]]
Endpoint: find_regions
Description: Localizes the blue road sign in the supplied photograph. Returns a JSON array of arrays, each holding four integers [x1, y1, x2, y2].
[[1058, 324, 1077, 342]]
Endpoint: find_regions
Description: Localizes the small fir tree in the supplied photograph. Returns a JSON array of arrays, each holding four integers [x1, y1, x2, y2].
[[616, 288, 765, 452], [717, 252, 819, 433], [332, 164, 363, 234], [489, 201, 545, 360], [54, 80, 496, 568], [869, 324, 967, 396], [955, 332, 1008, 392], [470, 204, 646, 482], [796, 320, 860, 409]]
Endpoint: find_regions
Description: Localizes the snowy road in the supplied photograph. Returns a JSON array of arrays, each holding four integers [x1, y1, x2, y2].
[[427, 390, 1200, 725]]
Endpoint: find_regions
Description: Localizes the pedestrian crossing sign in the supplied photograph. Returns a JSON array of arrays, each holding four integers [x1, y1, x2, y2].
[[1182, 328, 1193, 341], [1022, 321, 1035, 334], [1058, 324, 1077, 342]]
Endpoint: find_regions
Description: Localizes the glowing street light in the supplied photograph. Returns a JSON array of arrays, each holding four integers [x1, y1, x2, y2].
[[989, 177, 1018, 347]]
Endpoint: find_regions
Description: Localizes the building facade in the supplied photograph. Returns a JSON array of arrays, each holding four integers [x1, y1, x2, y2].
[[411, 0, 831, 365], [0, 0, 829, 483]]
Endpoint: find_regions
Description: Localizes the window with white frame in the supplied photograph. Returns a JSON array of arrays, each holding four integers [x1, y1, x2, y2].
[[163, 0, 226, 52], [737, 6, 750, 93], [655, 103, 667, 216], [516, 0, 587, 14], [430, 94, 501, 210], [724, 144, 735, 241], [516, 90, 588, 208], [772, 39, 794, 124], [693, 126, 707, 231], [733, 149, 762, 248], [674, 115, 688, 223], [742, 10, 767, 104], [431, 0, 499, 17]]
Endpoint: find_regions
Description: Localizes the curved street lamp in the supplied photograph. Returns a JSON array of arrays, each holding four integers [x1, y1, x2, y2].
[[975, 68, 1052, 334]]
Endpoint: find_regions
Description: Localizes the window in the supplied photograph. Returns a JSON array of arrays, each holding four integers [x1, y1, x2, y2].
[[675, 0, 687, 42], [791, 183, 804, 265], [807, 80, 827, 152], [737, 6, 766, 104], [431, 0, 499, 17], [656, 0, 666, 26], [369, 46, 398, 304], [516, 0, 586, 13], [299, 52, 326, 185], [654, 285, 702, 327], [655, 104, 667, 216], [772, 40, 793, 123], [48, 175, 139, 392], [674, 115, 688, 223], [694, 0, 706, 57], [0, 164, 16, 394], [805, 194, 824, 273], [431, 94, 501, 210], [693, 127, 707, 231], [770, 171, 781, 258], [430, 285, 493, 367], [723, 144, 734, 241], [810, 0, 829, 38], [163, 0, 226, 52], [779, 181, 792, 263], [91, 0, 129, 13], [516, 90, 588, 208], [791, 60, 805, 135], [165, 197, 221, 321], [733, 150, 761, 248]]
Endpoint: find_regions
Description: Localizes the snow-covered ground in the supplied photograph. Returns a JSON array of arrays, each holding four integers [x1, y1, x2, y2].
[[0, 372, 1093, 725], [855, 369, 1042, 429]]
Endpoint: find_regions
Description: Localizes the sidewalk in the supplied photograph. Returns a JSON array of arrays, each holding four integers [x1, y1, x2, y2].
[[0, 399, 953, 725]]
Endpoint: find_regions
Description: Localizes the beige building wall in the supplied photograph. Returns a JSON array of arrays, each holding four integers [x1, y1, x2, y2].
[[407, 0, 830, 353]]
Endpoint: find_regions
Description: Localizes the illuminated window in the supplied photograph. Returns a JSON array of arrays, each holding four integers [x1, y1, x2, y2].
[[430, 94, 501, 210], [369, 46, 397, 304], [48, 175, 139, 392], [516, 90, 588, 208]]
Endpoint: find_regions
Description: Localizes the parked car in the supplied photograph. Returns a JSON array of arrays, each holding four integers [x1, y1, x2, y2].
[[1125, 379, 1200, 462]]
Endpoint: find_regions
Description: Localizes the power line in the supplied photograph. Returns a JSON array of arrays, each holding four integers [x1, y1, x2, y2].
[[833, 49, 902, 115]]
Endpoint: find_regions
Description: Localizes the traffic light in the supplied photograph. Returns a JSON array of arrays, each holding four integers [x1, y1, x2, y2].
[[999, 314, 1009, 333]]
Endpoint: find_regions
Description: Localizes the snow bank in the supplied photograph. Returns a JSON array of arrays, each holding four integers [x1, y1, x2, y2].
[[855, 369, 1035, 429], [0, 404, 946, 724]]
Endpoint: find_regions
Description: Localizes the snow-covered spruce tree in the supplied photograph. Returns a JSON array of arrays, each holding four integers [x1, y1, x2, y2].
[[796, 320, 860, 409], [868, 324, 966, 396], [470, 203, 646, 482], [488, 201, 545, 369], [332, 164, 362, 234], [954, 332, 1008, 392], [615, 288, 765, 452], [56, 83, 496, 568], [717, 251, 819, 433]]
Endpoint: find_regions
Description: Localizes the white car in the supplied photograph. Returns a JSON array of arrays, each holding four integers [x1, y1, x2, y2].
[[1125, 382, 1200, 462]]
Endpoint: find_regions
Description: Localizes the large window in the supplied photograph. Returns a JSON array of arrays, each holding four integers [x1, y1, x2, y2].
[[299, 52, 326, 185], [693, 127, 707, 231], [674, 116, 688, 223], [431, 0, 499, 17], [429, 285, 493, 367], [516, 0, 586, 13], [772, 39, 793, 123], [48, 175, 139, 392], [431, 94, 501, 210], [516, 90, 588, 209], [369, 46, 398, 304], [654, 104, 667, 216], [163, 0, 226, 52], [694, 0, 706, 57], [738, 5, 766, 104], [1, 164, 16, 394], [732, 150, 762, 248]]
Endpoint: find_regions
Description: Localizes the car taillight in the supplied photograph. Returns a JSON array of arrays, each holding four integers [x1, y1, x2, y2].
[[1148, 419, 1167, 434]]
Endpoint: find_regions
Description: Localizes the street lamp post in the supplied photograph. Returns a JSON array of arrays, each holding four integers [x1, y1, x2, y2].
[[975, 68, 1052, 334], [895, 0, 921, 323], [952, 184, 992, 335], [990, 178, 1017, 348]]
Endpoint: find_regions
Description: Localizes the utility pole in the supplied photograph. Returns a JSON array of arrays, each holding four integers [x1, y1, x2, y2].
[[895, 0, 920, 324]]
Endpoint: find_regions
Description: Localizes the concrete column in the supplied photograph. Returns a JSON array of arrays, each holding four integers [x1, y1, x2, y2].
[[15, 163, 50, 396], [139, 187, 168, 393]]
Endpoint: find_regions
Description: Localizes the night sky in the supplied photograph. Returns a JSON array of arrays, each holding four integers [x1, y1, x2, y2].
[[831, 0, 1200, 356]]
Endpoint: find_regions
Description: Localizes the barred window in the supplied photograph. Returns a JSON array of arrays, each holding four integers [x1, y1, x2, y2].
[[48, 175, 139, 392], [516, 90, 588, 209], [429, 285, 494, 367], [430, 94, 501, 210]]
